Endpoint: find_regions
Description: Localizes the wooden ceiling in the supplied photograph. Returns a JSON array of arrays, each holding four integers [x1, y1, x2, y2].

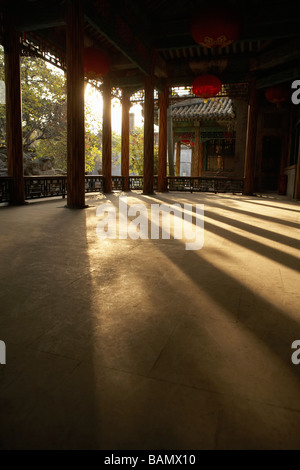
[[1, 0, 300, 92]]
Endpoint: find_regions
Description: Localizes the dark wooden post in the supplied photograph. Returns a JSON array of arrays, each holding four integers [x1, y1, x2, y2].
[[191, 131, 200, 177], [194, 129, 200, 177], [4, 13, 25, 205], [66, 0, 85, 208], [191, 145, 195, 176], [143, 73, 154, 194], [199, 142, 204, 177], [102, 75, 112, 193], [158, 85, 168, 191], [121, 89, 130, 191], [294, 139, 300, 199], [167, 106, 174, 176], [175, 140, 181, 176], [244, 79, 258, 195]]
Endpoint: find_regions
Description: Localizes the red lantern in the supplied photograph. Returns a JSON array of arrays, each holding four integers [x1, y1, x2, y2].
[[265, 84, 290, 106], [181, 139, 195, 147], [84, 47, 110, 79], [190, 4, 242, 48], [192, 74, 222, 99]]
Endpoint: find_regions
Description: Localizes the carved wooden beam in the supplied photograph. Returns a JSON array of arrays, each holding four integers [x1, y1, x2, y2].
[[84, 1, 152, 76]]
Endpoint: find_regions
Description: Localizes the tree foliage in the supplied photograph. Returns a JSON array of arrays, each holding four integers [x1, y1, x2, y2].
[[21, 57, 67, 157], [113, 126, 158, 176], [84, 96, 101, 173], [0, 47, 69, 168], [130, 127, 158, 175], [0, 46, 158, 176], [0, 48, 104, 172]]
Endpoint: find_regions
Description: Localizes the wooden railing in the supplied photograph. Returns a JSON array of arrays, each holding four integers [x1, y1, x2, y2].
[[167, 176, 244, 193], [24, 175, 67, 199], [0, 177, 12, 203], [0, 175, 244, 203]]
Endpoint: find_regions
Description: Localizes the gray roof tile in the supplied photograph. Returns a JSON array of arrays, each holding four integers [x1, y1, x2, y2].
[[172, 97, 235, 121]]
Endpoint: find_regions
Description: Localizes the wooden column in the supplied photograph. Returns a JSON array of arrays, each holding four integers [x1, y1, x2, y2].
[[158, 85, 168, 191], [121, 89, 130, 191], [199, 142, 204, 177], [4, 14, 25, 205], [294, 139, 300, 199], [66, 0, 85, 208], [191, 146, 195, 176], [175, 140, 181, 176], [102, 75, 112, 193], [191, 131, 200, 176], [143, 73, 154, 194], [167, 106, 174, 176], [194, 129, 200, 176], [244, 80, 258, 195]]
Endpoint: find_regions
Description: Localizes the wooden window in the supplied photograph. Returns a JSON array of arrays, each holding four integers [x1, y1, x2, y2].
[[205, 137, 235, 172]]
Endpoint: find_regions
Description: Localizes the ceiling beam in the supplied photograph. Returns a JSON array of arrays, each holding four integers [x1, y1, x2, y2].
[[110, 74, 167, 91], [250, 38, 300, 71], [3, 0, 167, 78], [242, 18, 300, 42], [256, 66, 300, 89], [110, 74, 145, 89], [165, 55, 250, 82], [153, 17, 300, 51], [16, 17, 65, 32], [84, 2, 152, 76], [8, 1, 66, 32]]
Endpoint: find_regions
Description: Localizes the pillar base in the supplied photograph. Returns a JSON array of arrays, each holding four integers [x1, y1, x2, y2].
[[9, 200, 28, 206], [65, 204, 89, 209], [242, 191, 254, 196]]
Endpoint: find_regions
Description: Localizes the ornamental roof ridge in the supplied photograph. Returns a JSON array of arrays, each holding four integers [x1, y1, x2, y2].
[[172, 96, 234, 121]]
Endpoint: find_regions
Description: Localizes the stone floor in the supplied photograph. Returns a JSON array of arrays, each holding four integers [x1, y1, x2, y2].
[[0, 191, 300, 450]]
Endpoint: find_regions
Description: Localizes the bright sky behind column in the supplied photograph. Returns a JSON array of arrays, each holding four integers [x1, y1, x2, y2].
[[85, 83, 144, 134]]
